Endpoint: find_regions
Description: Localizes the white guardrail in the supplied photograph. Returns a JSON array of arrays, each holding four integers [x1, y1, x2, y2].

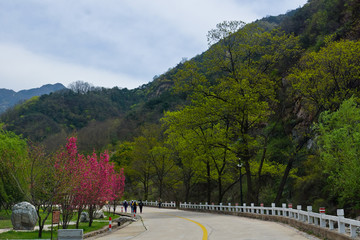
[[144, 200, 176, 208], [146, 201, 360, 238]]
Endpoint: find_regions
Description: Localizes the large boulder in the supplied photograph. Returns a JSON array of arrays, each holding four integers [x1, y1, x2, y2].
[[11, 202, 38, 230], [94, 210, 105, 219], [80, 212, 89, 222]]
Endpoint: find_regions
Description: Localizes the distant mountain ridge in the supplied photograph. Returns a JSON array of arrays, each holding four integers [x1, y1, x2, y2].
[[0, 83, 66, 113]]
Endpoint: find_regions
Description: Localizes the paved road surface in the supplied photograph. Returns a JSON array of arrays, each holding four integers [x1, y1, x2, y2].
[[95, 207, 319, 240]]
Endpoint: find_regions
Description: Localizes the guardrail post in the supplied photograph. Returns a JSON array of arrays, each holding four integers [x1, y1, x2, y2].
[[337, 209, 345, 234], [307, 206, 312, 224], [288, 204, 293, 218], [319, 207, 326, 227], [329, 219, 334, 230], [243, 203, 246, 213], [228, 203, 232, 212], [282, 203, 287, 217], [297, 205, 302, 221], [314, 215, 319, 226], [251, 203, 255, 213], [205, 202, 208, 210], [271, 203, 276, 215], [220, 203, 223, 211], [260, 203, 264, 215], [350, 224, 357, 238]]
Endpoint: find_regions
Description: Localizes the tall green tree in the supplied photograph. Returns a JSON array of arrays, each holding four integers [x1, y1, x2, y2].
[[289, 39, 360, 113], [27, 143, 57, 238], [165, 124, 211, 202], [163, 108, 237, 203], [315, 97, 360, 208], [0, 126, 28, 208], [128, 134, 155, 200], [169, 21, 301, 203], [276, 39, 360, 204]]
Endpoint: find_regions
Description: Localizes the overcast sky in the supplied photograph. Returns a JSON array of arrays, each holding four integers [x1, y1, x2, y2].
[[0, 0, 307, 91]]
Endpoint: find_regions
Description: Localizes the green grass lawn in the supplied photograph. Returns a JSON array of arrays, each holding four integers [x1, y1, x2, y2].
[[0, 210, 12, 229], [0, 210, 119, 239], [0, 230, 57, 239], [0, 209, 53, 229]]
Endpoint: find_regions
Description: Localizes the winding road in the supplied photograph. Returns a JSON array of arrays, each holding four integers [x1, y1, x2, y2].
[[94, 207, 320, 240]]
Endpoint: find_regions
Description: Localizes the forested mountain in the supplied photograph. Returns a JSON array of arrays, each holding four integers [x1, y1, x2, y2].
[[2, 0, 360, 216], [0, 75, 187, 152], [0, 83, 65, 113]]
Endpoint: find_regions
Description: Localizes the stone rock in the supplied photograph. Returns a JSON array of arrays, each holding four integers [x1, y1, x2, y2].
[[80, 212, 89, 222], [94, 210, 105, 219], [11, 202, 38, 230]]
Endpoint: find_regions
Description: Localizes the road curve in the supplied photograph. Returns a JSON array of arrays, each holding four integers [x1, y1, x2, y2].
[[95, 207, 319, 240]]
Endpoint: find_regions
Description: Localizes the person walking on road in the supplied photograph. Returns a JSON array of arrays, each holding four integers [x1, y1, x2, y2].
[[130, 200, 134, 213], [123, 200, 128, 213], [133, 201, 137, 213], [139, 200, 144, 213]]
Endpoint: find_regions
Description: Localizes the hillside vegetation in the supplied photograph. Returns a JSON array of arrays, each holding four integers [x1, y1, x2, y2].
[[1, 0, 360, 216], [0, 83, 65, 113]]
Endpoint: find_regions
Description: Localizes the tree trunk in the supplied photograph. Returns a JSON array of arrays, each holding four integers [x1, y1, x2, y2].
[[206, 161, 211, 203], [76, 207, 83, 229], [185, 179, 190, 203], [143, 181, 149, 200], [255, 140, 268, 204], [38, 225, 43, 238], [274, 136, 309, 205], [244, 159, 254, 204], [37, 211, 43, 238], [218, 176, 222, 204], [88, 205, 94, 227], [274, 156, 294, 205], [159, 179, 163, 199]]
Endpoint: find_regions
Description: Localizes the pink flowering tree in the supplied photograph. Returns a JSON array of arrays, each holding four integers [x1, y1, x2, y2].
[[55, 137, 125, 228], [54, 137, 86, 229], [85, 151, 115, 227], [110, 169, 125, 214]]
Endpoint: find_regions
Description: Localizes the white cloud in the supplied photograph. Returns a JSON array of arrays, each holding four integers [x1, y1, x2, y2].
[[0, 0, 308, 91], [0, 43, 145, 91]]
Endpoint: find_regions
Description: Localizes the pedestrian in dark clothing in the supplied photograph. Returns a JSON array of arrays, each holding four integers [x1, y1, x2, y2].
[[133, 201, 137, 213], [130, 200, 134, 213], [139, 200, 144, 213], [123, 200, 128, 213]]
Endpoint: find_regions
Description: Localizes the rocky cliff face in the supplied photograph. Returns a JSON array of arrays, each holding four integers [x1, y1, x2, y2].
[[0, 83, 66, 113]]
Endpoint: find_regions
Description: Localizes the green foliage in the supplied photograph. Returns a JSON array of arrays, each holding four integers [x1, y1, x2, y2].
[[293, 154, 329, 208], [0, 126, 28, 207], [280, 0, 359, 48], [289, 40, 360, 113], [166, 22, 302, 203], [315, 97, 360, 208]]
